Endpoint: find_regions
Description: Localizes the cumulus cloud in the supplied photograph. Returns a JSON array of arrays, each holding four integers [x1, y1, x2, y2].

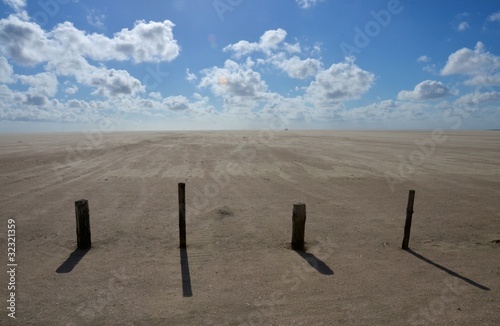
[[441, 42, 500, 76], [199, 59, 268, 99], [0, 16, 180, 65], [0, 15, 181, 99], [306, 57, 375, 104], [441, 42, 500, 86], [0, 16, 51, 66], [162, 96, 190, 111], [463, 74, 500, 86], [260, 93, 309, 120], [455, 91, 500, 107], [185, 69, 197, 82], [17, 72, 58, 97], [343, 100, 430, 124], [0, 56, 14, 83], [343, 100, 398, 120], [488, 12, 500, 22], [64, 84, 78, 95], [296, 0, 324, 9], [417, 55, 430, 63], [49, 20, 180, 63], [223, 29, 287, 58], [2, 0, 28, 19], [275, 56, 322, 79], [2, 0, 25, 10], [86, 8, 106, 29], [397, 80, 452, 101], [45, 56, 144, 97], [457, 21, 469, 31]]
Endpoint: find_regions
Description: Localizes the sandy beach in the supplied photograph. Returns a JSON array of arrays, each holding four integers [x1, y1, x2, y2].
[[1, 130, 499, 325]]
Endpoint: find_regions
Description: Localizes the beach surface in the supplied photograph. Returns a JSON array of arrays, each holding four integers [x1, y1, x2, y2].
[[1, 130, 499, 325]]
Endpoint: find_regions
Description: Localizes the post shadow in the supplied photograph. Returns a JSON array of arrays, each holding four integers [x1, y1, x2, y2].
[[405, 249, 490, 291], [180, 248, 193, 297], [56, 248, 90, 273], [295, 250, 334, 275]]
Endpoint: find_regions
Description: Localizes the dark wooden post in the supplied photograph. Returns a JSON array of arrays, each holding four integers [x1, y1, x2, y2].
[[75, 199, 91, 249], [292, 203, 306, 250], [401, 190, 415, 250], [179, 183, 186, 248]]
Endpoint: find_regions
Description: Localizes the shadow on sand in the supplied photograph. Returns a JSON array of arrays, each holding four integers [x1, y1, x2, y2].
[[295, 250, 334, 275], [56, 248, 90, 273], [405, 249, 490, 291], [180, 248, 193, 297]]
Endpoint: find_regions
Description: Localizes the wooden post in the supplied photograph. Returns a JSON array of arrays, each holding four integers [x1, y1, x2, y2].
[[402, 190, 415, 250], [179, 183, 186, 248], [75, 199, 91, 249], [291, 203, 306, 250]]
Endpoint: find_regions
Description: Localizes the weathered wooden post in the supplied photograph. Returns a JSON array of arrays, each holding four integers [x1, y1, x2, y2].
[[401, 190, 415, 250], [291, 203, 306, 250], [75, 199, 91, 249], [179, 183, 186, 248]]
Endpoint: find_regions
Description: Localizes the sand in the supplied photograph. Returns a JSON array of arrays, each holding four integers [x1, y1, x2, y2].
[[0, 130, 499, 325]]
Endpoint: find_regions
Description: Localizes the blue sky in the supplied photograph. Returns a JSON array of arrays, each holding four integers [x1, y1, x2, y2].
[[0, 0, 499, 132]]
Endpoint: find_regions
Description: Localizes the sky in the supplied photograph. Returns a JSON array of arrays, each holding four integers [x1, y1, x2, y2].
[[0, 0, 499, 132]]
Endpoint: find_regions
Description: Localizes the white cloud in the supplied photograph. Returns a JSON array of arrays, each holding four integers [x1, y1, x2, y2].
[[17, 72, 58, 97], [341, 100, 434, 128], [2, 0, 25, 10], [2, 0, 28, 19], [199, 59, 268, 103], [441, 42, 500, 75], [275, 56, 322, 79], [423, 64, 437, 74], [260, 29, 287, 51], [50, 20, 180, 63], [397, 80, 452, 101], [463, 74, 500, 86], [86, 8, 106, 29], [64, 84, 78, 95], [0, 16, 180, 66], [0, 16, 51, 66], [185, 69, 197, 82], [455, 91, 500, 107], [0, 56, 14, 83], [260, 93, 309, 120], [417, 55, 430, 63], [223, 28, 287, 58], [0, 15, 181, 99], [162, 96, 190, 111], [306, 57, 375, 105], [46, 56, 144, 98], [296, 0, 324, 9], [106, 20, 179, 63], [457, 21, 469, 31], [284, 42, 301, 54], [343, 100, 399, 121], [441, 42, 500, 86], [488, 12, 500, 22]]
